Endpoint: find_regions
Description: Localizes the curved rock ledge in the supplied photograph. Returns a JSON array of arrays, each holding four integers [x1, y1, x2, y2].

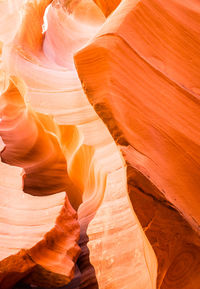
[[0, 0, 200, 289]]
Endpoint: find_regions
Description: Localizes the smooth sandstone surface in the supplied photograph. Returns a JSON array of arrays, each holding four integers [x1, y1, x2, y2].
[[75, 0, 200, 288], [1, 0, 157, 288], [0, 76, 80, 288], [75, 0, 200, 231], [0, 0, 199, 288], [4, 1, 157, 288], [93, 0, 121, 17]]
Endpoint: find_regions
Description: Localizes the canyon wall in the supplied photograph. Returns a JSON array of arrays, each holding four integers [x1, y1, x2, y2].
[[0, 0, 200, 288]]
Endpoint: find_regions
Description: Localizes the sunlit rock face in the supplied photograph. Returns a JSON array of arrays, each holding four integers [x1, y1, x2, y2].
[[0, 0, 200, 289]]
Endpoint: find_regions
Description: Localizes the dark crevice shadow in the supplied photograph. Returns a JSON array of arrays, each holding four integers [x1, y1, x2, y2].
[[14, 220, 99, 289], [76, 223, 99, 289], [127, 165, 200, 289]]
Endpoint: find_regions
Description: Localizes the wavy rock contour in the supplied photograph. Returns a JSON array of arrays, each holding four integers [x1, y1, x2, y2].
[[0, 0, 200, 289]]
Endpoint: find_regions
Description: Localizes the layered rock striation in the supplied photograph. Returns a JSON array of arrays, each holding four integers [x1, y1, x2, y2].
[[0, 0, 200, 289]]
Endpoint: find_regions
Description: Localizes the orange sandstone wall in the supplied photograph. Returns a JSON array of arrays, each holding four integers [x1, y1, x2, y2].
[[93, 0, 121, 16], [0, 0, 200, 288], [75, 0, 200, 288]]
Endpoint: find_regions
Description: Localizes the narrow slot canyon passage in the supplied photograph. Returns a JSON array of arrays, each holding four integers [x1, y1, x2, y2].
[[0, 1, 200, 289]]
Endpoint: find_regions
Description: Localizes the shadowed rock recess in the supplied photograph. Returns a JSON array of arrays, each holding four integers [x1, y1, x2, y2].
[[0, 0, 199, 288]]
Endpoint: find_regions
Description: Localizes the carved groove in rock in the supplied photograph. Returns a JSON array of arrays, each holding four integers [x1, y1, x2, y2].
[[0, 0, 200, 289]]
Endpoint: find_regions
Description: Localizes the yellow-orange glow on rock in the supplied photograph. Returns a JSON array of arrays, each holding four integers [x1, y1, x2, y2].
[[0, 0, 200, 289], [93, 0, 121, 17]]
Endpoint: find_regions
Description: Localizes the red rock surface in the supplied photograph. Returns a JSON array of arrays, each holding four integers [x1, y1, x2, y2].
[[93, 0, 121, 16], [0, 76, 80, 288], [74, 0, 200, 288], [0, 0, 200, 288], [75, 0, 200, 231]]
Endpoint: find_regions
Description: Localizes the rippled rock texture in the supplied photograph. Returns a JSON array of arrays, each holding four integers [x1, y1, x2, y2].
[[0, 0, 200, 289]]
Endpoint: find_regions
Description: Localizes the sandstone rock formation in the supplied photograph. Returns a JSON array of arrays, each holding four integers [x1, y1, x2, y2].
[[74, 0, 200, 288], [0, 0, 200, 289]]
